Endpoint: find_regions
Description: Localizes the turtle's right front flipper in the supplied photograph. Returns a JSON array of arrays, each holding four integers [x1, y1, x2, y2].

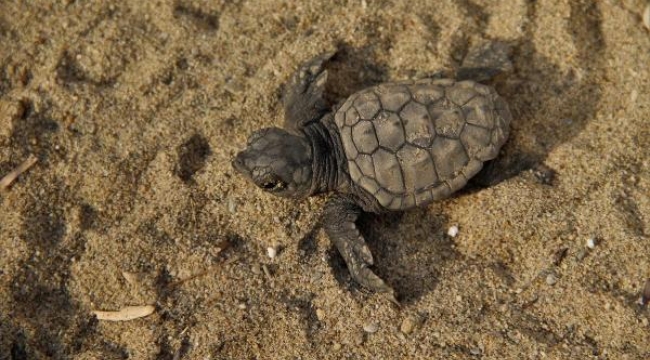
[[323, 196, 395, 296]]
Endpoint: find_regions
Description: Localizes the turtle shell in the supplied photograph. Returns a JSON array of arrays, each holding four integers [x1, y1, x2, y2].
[[333, 78, 511, 210]]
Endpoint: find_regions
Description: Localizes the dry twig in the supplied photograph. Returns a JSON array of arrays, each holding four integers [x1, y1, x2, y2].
[[0, 155, 38, 190], [92, 305, 155, 321]]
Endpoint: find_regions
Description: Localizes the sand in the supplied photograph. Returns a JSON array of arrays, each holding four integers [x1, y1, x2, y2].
[[1, 0, 649, 359]]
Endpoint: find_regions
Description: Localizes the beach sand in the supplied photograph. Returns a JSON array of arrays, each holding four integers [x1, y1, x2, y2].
[[1, 0, 649, 358]]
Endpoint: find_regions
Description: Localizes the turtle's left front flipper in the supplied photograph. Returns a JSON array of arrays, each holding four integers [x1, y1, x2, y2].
[[283, 51, 336, 134]]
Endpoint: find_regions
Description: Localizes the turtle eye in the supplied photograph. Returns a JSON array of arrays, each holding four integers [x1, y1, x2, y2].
[[261, 179, 286, 191], [261, 181, 276, 189]]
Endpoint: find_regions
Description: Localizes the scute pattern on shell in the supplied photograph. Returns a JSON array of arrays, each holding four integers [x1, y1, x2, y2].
[[334, 78, 511, 210]]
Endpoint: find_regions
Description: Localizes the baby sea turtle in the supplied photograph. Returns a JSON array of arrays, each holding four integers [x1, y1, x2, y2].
[[233, 48, 512, 296]]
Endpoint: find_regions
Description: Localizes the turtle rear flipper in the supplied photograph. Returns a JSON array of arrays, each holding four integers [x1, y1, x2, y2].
[[456, 41, 513, 83]]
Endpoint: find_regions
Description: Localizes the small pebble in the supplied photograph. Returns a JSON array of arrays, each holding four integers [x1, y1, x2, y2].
[[644, 2, 650, 30], [224, 79, 244, 95], [251, 264, 261, 274], [586, 237, 596, 249], [267, 246, 277, 259], [237, 303, 247, 310], [447, 225, 459, 237], [506, 330, 521, 344], [310, 271, 323, 283], [363, 322, 379, 333], [227, 199, 237, 213], [641, 279, 650, 306], [316, 309, 325, 321], [262, 264, 272, 279], [353, 332, 365, 345], [400, 317, 417, 335], [546, 273, 557, 286], [332, 342, 342, 351]]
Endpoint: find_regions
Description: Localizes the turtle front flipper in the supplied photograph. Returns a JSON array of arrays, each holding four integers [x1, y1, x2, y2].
[[323, 196, 395, 296], [283, 51, 336, 134]]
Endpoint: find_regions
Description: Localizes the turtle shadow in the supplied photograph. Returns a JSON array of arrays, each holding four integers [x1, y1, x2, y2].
[[357, 209, 459, 304], [322, 44, 390, 105], [465, 1, 605, 188], [314, 209, 456, 303]]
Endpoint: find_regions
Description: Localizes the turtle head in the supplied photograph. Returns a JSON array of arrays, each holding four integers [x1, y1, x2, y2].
[[233, 127, 313, 199]]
